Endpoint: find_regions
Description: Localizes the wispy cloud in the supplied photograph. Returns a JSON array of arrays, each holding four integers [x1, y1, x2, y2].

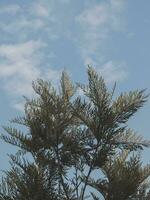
[[76, 0, 127, 82], [32, 2, 50, 18], [0, 17, 45, 34], [0, 0, 128, 111], [0, 4, 21, 15], [97, 61, 127, 83], [0, 1, 61, 111], [0, 40, 59, 98], [77, 4, 109, 28], [0, 1, 56, 41], [60, 0, 71, 4], [77, 0, 125, 31], [0, 41, 43, 80]]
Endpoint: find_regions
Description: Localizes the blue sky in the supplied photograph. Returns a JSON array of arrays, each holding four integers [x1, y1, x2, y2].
[[0, 0, 150, 171]]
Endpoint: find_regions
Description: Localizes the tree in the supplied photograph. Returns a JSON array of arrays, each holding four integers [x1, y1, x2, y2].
[[0, 67, 150, 200], [88, 151, 150, 200]]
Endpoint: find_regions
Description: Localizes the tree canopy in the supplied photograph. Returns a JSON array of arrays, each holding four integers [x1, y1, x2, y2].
[[0, 67, 150, 200]]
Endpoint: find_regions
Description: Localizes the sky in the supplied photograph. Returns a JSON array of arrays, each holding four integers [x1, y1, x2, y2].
[[0, 0, 150, 172]]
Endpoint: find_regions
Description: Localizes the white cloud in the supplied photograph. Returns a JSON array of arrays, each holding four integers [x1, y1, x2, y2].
[[0, 2, 55, 40], [0, 0, 128, 110], [77, 4, 109, 27], [12, 101, 25, 112], [32, 2, 50, 17], [84, 57, 98, 67], [77, 0, 125, 32], [0, 40, 44, 64], [76, 0, 127, 82], [97, 61, 127, 83], [110, 0, 124, 10], [60, 0, 70, 4], [0, 2, 61, 111], [0, 40, 59, 100], [76, 0, 125, 49], [0, 17, 46, 36], [0, 4, 21, 14]]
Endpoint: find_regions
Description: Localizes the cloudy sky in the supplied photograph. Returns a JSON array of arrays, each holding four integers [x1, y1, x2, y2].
[[0, 0, 150, 170]]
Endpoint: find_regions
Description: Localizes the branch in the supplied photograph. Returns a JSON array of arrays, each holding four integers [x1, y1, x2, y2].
[[80, 142, 100, 200], [55, 136, 71, 200]]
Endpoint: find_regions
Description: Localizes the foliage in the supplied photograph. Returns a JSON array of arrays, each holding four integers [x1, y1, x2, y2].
[[0, 67, 150, 200]]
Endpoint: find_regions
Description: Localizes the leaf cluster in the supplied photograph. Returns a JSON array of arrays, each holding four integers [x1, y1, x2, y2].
[[0, 67, 150, 200]]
